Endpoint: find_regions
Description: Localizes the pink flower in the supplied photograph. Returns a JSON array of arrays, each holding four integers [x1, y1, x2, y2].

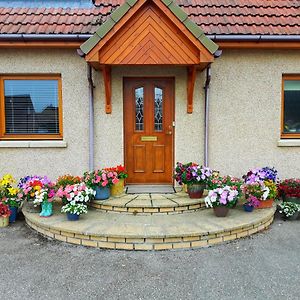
[[102, 181, 108, 187], [94, 175, 101, 184], [102, 173, 107, 181], [112, 178, 119, 184], [56, 188, 64, 198], [48, 190, 55, 198]]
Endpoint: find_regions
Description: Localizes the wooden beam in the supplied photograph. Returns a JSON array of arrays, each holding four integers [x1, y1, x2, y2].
[[187, 66, 196, 114], [102, 65, 112, 114]]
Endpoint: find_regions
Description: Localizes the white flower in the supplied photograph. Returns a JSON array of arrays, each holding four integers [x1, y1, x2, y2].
[[262, 187, 270, 200]]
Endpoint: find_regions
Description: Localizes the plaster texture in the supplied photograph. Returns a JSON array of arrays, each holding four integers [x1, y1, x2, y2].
[[0, 49, 90, 179], [0, 48, 299, 180], [210, 49, 300, 178]]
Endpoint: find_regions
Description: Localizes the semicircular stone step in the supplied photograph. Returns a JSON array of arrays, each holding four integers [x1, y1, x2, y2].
[[23, 202, 276, 251], [90, 192, 206, 214]]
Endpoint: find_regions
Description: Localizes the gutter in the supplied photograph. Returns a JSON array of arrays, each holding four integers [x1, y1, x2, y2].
[[207, 34, 300, 42], [0, 34, 92, 41], [0, 34, 299, 43]]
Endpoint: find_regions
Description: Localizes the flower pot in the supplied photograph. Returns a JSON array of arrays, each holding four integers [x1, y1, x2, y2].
[[187, 183, 205, 199], [257, 198, 274, 209], [0, 216, 9, 228], [95, 186, 110, 200], [67, 213, 80, 221], [213, 206, 229, 217], [40, 202, 53, 217], [283, 197, 300, 205], [110, 179, 124, 196], [9, 206, 18, 223], [243, 204, 254, 212], [282, 211, 299, 221], [182, 184, 188, 193]]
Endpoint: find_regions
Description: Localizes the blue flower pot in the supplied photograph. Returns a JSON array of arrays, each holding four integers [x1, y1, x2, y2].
[[243, 204, 254, 212], [9, 206, 18, 223], [95, 186, 110, 200], [67, 213, 80, 221]]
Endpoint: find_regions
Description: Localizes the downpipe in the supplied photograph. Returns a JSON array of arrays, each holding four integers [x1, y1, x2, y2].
[[87, 64, 95, 171], [204, 65, 211, 167]]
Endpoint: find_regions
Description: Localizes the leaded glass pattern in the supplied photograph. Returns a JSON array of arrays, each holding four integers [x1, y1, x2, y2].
[[135, 87, 144, 131], [154, 87, 163, 131]]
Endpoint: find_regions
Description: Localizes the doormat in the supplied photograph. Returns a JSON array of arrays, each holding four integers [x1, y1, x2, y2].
[[126, 185, 175, 194]]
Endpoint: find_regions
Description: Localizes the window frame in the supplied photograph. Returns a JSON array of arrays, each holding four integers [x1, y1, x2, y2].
[[0, 75, 63, 140], [281, 74, 300, 139]]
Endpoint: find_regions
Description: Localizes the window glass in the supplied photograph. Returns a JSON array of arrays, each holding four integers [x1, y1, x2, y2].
[[135, 87, 144, 131], [4, 79, 59, 135], [154, 87, 163, 131], [283, 80, 300, 134]]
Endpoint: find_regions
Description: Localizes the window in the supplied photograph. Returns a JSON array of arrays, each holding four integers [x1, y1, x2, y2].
[[0, 75, 62, 140]]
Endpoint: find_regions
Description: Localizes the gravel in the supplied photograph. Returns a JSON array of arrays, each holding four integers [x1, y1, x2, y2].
[[0, 213, 299, 300]]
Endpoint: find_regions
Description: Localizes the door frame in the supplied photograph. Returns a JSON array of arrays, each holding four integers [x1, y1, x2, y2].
[[123, 76, 175, 185]]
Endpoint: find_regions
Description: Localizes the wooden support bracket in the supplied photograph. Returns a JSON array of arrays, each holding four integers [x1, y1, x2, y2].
[[102, 65, 112, 114], [187, 66, 197, 113]]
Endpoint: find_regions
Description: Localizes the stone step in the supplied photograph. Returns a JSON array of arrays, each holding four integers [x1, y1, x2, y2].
[[23, 203, 276, 251], [90, 191, 206, 214]]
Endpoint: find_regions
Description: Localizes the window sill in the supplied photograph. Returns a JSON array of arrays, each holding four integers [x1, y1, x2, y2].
[[0, 140, 67, 148], [277, 139, 300, 147]]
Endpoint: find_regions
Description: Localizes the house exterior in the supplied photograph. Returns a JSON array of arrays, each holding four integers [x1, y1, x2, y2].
[[0, 0, 299, 184]]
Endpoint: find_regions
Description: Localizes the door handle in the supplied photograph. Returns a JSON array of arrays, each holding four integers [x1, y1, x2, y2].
[[166, 130, 172, 135]]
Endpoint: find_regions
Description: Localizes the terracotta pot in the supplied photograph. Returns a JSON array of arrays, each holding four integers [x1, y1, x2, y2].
[[0, 216, 9, 228], [213, 206, 229, 217], [111, 178, 125, 196], [187, 183, 205, 199], [257, 198, 274, 209]]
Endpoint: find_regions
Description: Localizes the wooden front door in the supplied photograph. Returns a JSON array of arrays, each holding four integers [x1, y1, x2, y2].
[[124, 78, 174, 184]]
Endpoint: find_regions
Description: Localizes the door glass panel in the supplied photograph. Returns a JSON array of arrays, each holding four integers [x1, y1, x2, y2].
[[154, 87, 163, 131], [135, 87, 144, 131]]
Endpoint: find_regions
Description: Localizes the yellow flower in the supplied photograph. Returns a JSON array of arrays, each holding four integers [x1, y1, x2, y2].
[[34, 185, 41, 191], [0, 174, 15, 186], [8, 187, 18, 196]]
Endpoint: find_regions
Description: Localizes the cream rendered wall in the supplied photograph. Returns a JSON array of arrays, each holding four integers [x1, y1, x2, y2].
[[0, 49, 90, 180], [93, 66, 205, 171], [210, 49, 300, 178], [1, 48, 299, 181]]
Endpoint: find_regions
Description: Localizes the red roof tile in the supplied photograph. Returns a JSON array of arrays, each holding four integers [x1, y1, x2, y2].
[[0, 0, 299, 35]]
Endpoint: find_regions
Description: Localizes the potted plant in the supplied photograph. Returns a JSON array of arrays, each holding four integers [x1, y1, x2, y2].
[[174, 163, 212, 198], [83, 169, 119, 200], [106, 165, 127, 196], [243, 195, 261, 212], [243, 167, 278, 208], [278, 179, 300, 204], [0, 201, 11, 228], [56, 174, 81, 188], [174, 162, 199, 193], [61, 202, 88, 221], [59, 182, 95, 221], [0, 174, 23, 222], [278, 202, 300, 220], [205, 186, 239, 217], [18, 176, 52, 213], [33, 183, 56, 217]]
